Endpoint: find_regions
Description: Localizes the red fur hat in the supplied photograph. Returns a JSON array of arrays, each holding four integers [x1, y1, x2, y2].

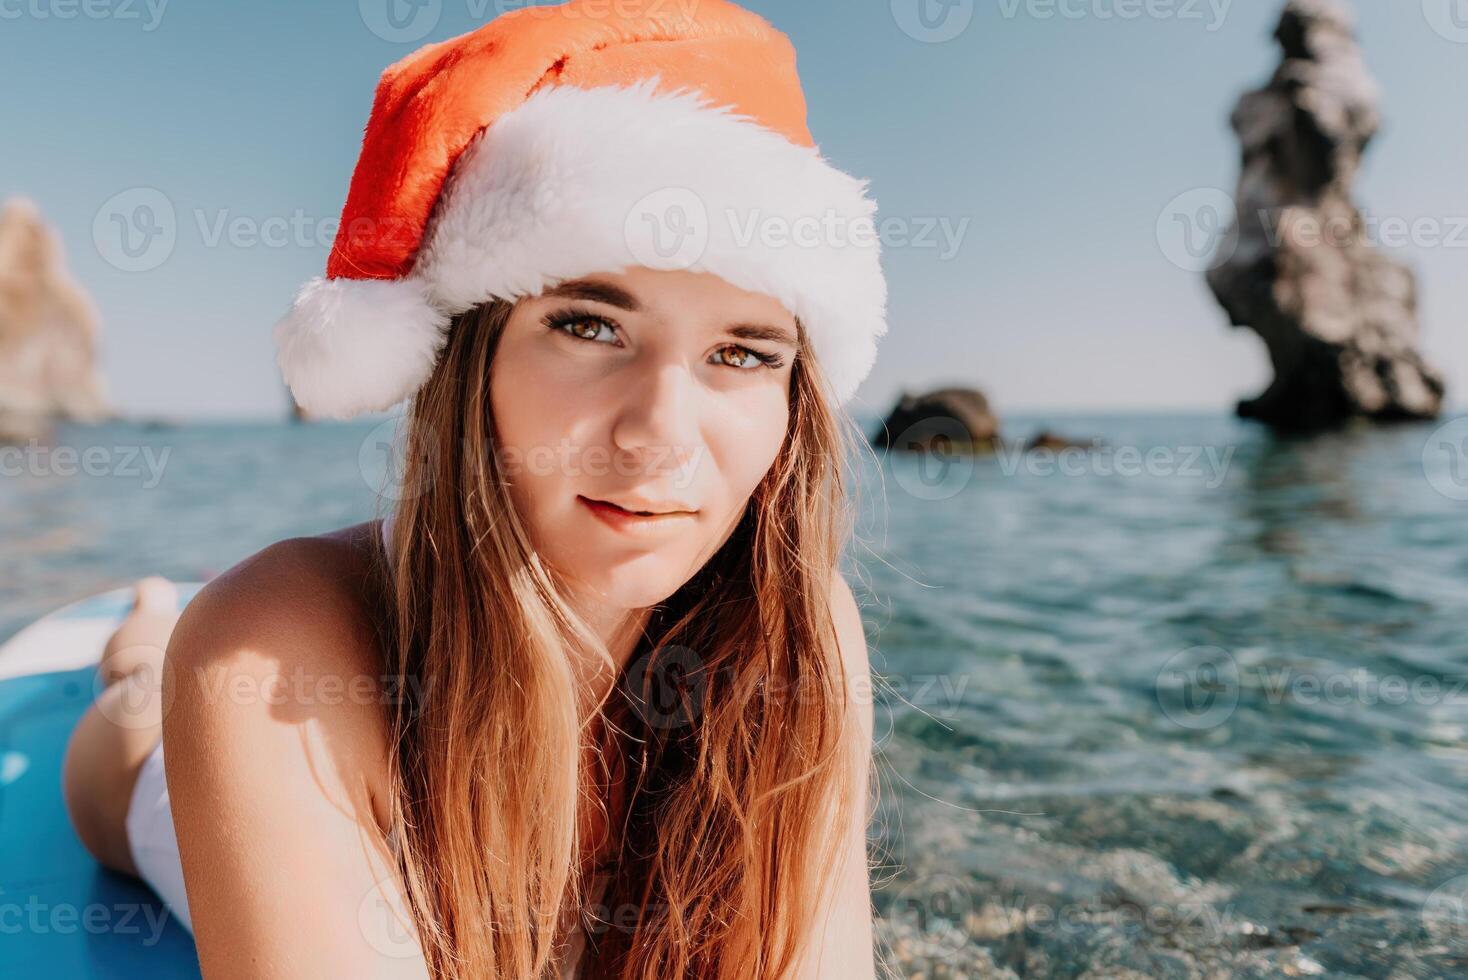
[[273, 0, 886, 418]]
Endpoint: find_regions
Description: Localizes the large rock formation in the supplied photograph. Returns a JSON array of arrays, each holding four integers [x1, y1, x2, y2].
[[0, 198, 112, 441], [1206, 0, 1445, 432], [871, 386, 1002, 454]]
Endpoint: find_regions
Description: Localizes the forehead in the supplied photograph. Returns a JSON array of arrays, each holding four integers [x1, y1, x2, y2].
[[532, 267, 799, 333]]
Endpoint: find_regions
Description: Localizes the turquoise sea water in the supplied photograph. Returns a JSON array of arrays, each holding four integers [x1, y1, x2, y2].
[[2, 413, 1466, 979]]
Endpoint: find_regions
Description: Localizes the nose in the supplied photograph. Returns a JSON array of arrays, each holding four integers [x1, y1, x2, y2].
[[609, 358, 706, 478]]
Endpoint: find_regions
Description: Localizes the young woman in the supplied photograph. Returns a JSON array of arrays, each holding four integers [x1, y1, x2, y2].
[[62, 2, 889, 978]]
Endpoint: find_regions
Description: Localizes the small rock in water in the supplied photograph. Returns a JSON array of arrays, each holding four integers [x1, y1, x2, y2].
[[871, 386, 1003, 454]]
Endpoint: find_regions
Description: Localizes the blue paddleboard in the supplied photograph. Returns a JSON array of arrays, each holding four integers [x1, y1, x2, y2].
[[0, 584, 206, 978]]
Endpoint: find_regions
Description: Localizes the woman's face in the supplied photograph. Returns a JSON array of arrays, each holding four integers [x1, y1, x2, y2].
[[490, 266, 798, 610]]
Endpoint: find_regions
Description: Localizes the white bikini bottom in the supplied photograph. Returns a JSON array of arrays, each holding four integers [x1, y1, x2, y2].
[[124, 738, 193, 933]]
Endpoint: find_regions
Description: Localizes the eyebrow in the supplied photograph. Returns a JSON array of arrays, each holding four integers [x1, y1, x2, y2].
[[541, 277, 801, 349], [542, 278, 642, 311]]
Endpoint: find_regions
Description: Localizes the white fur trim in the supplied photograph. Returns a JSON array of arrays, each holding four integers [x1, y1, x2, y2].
[[273, 79, 887, 417], [415, 78, 887, 405], [272, 275, 448, 419]]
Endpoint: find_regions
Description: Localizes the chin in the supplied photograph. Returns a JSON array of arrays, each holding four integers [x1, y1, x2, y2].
[[556, 549, 696, 610]]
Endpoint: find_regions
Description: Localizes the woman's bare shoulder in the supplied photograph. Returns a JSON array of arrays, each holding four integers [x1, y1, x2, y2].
[[162, 521, 396, 824], [159, 523, 428, 976]]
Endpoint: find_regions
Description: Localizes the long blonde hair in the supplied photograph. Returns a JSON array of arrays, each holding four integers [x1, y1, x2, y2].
[[370, 296, 869, 978]]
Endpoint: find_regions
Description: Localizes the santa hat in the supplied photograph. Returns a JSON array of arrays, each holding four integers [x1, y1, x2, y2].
[[273, 0, 887, 419]]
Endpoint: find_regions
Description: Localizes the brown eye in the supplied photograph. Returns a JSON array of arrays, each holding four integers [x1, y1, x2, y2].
[[712, 344, 782, 371], [716, 345, 755, 368], [542, 310, 620, 345]]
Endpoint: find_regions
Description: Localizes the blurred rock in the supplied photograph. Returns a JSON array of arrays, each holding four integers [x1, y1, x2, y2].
[[1025, 430, 1097, 452], [0, 197, 113, 442], [871, 386, 1002, 454], [1206, 0, 1445, 432]]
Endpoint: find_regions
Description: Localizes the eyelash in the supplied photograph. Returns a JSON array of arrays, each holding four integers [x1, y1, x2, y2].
[[540, 308, 786, 371]]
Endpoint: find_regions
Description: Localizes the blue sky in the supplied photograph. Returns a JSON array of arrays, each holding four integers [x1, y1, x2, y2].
[[3, 0, 1464, 420]]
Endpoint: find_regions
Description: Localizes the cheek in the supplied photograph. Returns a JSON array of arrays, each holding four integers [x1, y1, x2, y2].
[[489, 343, 580, 520], [704, 395, 790, 521]]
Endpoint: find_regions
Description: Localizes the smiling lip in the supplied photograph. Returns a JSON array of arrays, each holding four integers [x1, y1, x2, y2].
[[578, 495, 699, 532]]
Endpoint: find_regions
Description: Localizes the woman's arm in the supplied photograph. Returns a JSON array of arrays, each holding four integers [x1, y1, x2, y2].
[[161, 539, 430, 980], [794, 571, 878, 980]]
